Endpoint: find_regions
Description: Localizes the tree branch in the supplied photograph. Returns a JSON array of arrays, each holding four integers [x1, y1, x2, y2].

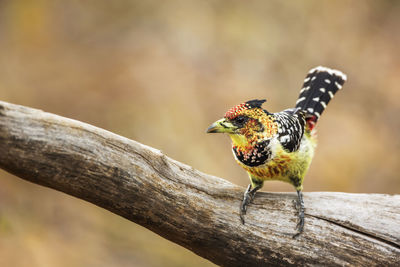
[[0, 100, 399, 266]]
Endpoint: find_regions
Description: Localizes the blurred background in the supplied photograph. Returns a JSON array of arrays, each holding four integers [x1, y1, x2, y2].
[[0, 0, 399, 266]]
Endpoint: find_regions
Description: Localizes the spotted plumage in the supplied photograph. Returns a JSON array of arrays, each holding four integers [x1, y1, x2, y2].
[[296, 66, 346, 123], [206, 66, 347, 237], [274, 108, 306, 152], [233, 139, 271, 167]]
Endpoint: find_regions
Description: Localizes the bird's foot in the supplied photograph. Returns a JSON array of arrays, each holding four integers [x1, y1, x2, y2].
[[240, 184, 260, 224], [292, 190, 305, 238], [240, 184, 252, 224], [292, 199, 299, 210]]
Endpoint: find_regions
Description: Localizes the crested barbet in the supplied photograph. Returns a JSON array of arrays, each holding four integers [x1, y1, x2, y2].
[[206, 66, 347, 237]]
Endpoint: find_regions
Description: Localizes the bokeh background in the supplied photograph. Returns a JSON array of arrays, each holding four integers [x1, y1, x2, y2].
[[1, 1, 399, 266]]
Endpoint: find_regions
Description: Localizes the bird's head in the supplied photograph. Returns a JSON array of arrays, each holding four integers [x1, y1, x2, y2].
[[206, 99, 277, 148]]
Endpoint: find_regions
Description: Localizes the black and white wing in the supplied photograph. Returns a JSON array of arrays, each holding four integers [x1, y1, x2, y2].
[[273, 108, 306, 152]]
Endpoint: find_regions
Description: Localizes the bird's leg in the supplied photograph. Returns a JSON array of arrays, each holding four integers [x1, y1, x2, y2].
[[240, 184, 252, 224], [292, 190, 305, 238], [240, 184, 262, 224]]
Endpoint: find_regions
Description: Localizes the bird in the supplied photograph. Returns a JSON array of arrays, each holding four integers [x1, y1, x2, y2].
[[206, 66, 347, 237]]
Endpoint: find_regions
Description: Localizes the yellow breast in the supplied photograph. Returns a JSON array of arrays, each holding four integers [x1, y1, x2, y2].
[[235, 133, 316, 186]]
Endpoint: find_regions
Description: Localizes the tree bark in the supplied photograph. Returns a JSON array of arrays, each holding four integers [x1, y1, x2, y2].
[[0, 100, 399, 266]]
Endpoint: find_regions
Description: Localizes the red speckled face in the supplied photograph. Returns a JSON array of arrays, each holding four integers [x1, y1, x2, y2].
[[224, 99, 267, 120], [224, 102, 252, 120], [206, 98, 277, 141], [220, 100, 278, 143]]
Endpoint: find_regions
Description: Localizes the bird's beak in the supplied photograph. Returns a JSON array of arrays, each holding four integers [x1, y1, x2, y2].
[[206, 118, 235, 134]]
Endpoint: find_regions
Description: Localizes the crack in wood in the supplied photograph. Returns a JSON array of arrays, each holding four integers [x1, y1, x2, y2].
[[307, 213, 400, 251]]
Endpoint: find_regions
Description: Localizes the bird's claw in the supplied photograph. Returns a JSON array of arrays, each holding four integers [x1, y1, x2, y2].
[[240, 211, 246, 224], [240, 200, 247, 224], [240, 184, 256, 224], [292, 191, 305, 238], [292, 199, 299, 210], [293, 215, 304, 238], [295, 210, 305, 230], [240, 185, 250, 224]]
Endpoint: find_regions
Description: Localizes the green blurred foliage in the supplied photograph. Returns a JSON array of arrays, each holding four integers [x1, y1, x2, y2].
[[0, 0, 399, 266]]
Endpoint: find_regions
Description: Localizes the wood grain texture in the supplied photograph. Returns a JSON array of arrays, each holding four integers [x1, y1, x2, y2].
[[0, 100, 399, 266]]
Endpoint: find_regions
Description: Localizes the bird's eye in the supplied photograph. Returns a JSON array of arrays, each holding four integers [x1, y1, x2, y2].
[[234, 116, 246, 124]]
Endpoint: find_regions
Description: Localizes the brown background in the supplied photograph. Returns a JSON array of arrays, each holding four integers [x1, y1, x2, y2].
[[1, 1, 399, 266]]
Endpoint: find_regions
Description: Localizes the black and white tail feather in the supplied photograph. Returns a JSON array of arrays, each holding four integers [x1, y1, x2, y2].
[[274, 66, 346, 152], [295, 66, 347, 122]]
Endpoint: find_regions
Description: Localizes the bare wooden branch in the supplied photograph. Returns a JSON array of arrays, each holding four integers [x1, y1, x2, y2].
[[0, 100, 399, 266]]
